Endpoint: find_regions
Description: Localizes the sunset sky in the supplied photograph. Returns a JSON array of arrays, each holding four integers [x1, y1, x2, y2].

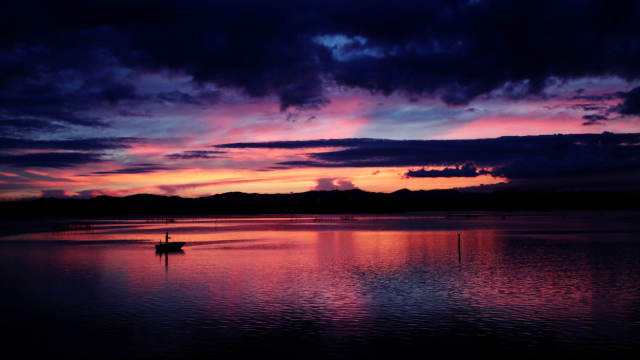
[[2, 0, 640, 198]]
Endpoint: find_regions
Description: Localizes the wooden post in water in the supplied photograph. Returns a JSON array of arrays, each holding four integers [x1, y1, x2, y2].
[[458, 234, 461, 263]]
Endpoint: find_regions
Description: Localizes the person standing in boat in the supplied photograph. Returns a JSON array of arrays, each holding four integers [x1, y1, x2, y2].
[[165, 231, 171, 244]]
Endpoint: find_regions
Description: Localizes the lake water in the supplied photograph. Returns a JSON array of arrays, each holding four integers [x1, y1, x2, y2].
[[1, 212, 639, 359]]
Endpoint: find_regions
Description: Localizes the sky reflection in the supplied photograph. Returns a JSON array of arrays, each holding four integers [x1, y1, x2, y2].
[[0, 215, 639, 358]]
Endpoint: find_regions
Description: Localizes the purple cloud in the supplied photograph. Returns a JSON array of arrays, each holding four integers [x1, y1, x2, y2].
[[310, 178, 358, 191]]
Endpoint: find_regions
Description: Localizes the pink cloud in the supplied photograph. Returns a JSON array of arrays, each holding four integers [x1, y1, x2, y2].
[[76, 189, 118, 198], [310, 178, 358, 191], [40, 189, 74, 198]]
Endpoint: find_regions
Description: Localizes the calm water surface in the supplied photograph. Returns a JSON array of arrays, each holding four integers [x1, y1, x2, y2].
[[1, 212, 639, 359]]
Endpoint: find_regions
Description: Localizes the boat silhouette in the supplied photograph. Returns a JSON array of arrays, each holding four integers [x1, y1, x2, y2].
[[155, 231, 185, 252]]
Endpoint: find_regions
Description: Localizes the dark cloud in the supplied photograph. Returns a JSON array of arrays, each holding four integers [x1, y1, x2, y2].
[[197, 90, 223, 104], [254, 166, 293, 171], [285, 113, 298, 122], [214, 138, 389, 149], [0, 137, 142, 170], [40, 189, 69, 198], [0, 169, 70, 182], [92, 164, 173, 175], [0, 152, 103, 168], [157, 90, 200, 105], [77, 189, 112, 198], [491, 147, 640, 179], [405, 163, 490, 178], [0, 137, 142, 150], [0, 182, 43, 191], [118, 110, 154, 117], [219, 133, 640, 182], [165, 150, 226, 160], [157, 90, 221, 105], [569, 86, 640, 119], [616, 86, 640, 115], [458, 172, 640, 193], [0, 60, 142, 131], [0, 118, 66, 136], [569, 94, 617, 102], [2, 0, 640, 115], [278, 82, 330, 111], [569, 104, 608, 112], [582, 114, 608, 126]]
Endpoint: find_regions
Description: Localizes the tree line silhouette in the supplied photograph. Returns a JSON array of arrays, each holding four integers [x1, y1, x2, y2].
[[1, 189, 638, 217]]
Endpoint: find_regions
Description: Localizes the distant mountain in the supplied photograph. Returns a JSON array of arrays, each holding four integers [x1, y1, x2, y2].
[[1, 189, 638, 217]]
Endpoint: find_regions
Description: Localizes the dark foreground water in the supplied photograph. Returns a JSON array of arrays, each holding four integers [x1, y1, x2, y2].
[[1, 212, 639, 359]]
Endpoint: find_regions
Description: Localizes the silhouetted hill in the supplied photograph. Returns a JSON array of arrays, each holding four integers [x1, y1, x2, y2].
[[1, 189, 639, 217]]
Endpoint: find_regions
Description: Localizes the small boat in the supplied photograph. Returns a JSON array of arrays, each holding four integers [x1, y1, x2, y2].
[[155, 232, 185, 252], [155, 242, 186, 252]]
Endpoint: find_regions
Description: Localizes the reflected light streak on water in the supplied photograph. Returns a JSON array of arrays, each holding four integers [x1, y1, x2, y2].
[[0, 212, 639, 359]]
